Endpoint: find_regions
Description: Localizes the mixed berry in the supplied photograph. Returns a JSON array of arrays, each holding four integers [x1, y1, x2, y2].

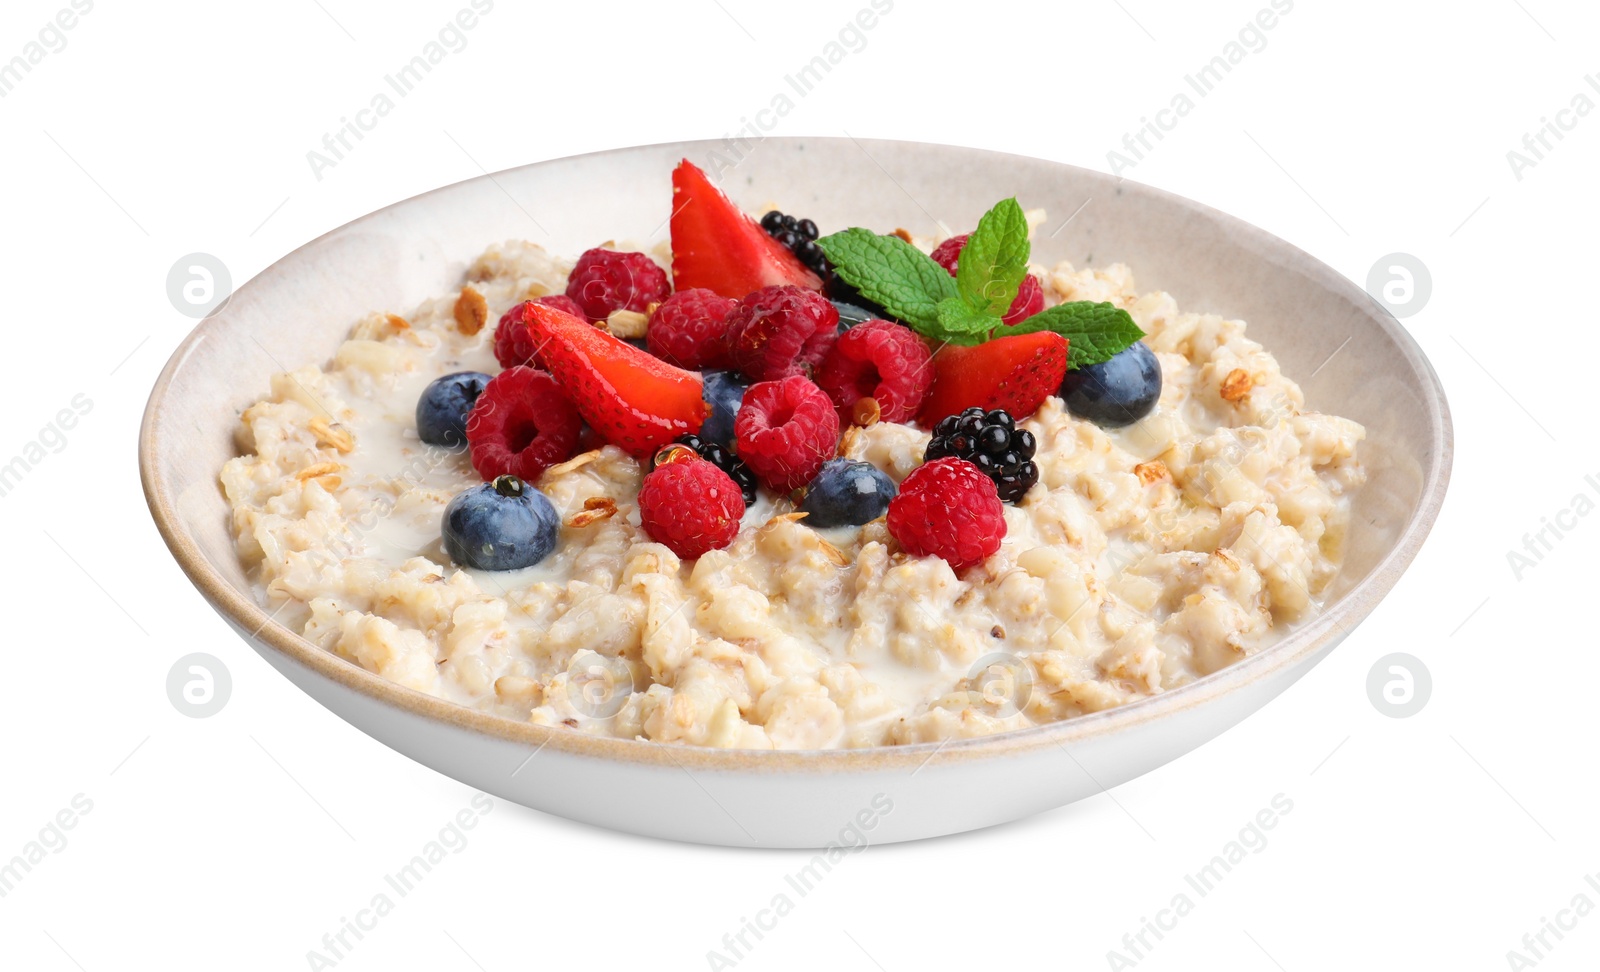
[[425, 159, 1156, 572]]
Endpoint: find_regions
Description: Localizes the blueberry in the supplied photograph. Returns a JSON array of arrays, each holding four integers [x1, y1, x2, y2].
[[1060, 342, 1162, 428], [830, 299, 881, 332], [798, 458, 896, 528], [416, 371, 490, 448], [442, 475, 560, 571], [700, 370, 747, 447]]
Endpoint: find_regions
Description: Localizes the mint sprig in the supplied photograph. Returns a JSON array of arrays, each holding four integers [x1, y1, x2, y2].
[[816, 197, 1147, 368], [813, 229, 954, 331], [955, 197, 1031, 319], [1006, 301, 1146, 370]]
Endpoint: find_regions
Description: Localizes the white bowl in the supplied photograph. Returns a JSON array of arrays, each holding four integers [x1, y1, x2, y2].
[[141, 138, 1451, 847]]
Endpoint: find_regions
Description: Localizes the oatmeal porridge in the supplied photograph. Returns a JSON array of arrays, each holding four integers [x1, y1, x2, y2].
[[220, 162, 1364, 749]]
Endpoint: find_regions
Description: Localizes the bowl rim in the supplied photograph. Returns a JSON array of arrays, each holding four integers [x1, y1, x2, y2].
[[139, 136, 1453, 773]]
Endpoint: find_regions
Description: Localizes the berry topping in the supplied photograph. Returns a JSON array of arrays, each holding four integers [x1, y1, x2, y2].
[[493, 296, 586, 371], [887, 457, 1006, 571], [651, 432, 758, 506], [733, 375, 841, 492], [464, 366, 582, 482], [520, 300, 709, 457], [917, 330, 1069, 427], [416, 371, 490, 448], [925, 407, 1039, 504], [759, 209, 829, 279], [725, 285, 840, 383], [815, 319, 933, 424], [564, 248, 671, 322], [637, 453, 746, 559], [929, 233, 1046, 325], [442, 474, 562, 571], [798, 457, 896, 528], [830, 299, 881, 332], [669, 160, 823, 298], [699, 370, 747, 448], [1060, 341, 1163, 428], [645, 287, 738, 370]]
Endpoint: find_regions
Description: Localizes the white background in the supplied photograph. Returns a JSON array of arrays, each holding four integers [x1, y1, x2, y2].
[[1, 0, 1594, 969]]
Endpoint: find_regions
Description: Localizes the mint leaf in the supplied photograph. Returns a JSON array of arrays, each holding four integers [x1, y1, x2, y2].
[[955, 198, 1031, 319], [925, 297, 999, 347], [1009, 301, 1147, 369], [816, 229, 956, 329]]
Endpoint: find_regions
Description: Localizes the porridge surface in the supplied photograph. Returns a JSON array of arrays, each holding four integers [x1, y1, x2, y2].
[[221, 238, 1365, 749]]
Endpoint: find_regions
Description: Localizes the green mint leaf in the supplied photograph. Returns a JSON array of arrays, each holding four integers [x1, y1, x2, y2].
[[816, 229, 956, 329], [926, 297, 999, 347], [955, 197, 1031, 318], [1008, 301, 1147, 369]]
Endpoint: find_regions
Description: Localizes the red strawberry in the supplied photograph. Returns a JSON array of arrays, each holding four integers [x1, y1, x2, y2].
[[670, 159, 822, 298], [521, 301, 708, 457], [917, 332, 1069, 427]]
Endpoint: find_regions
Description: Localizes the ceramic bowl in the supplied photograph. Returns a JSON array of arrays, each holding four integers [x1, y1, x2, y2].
[[140, 138, 1451, 847]]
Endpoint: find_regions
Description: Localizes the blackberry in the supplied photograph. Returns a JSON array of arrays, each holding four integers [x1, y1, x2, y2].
[[653, 432, 758, 505], [923, 407, 1039, 504], [759, 209, 893, 321]]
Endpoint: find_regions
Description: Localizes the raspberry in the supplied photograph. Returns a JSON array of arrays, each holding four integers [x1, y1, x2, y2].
[[725, 285, 839, 383], [494, 296, 586, 371], [929, 234, 1046, 325], [464, 366, 583, 482], [646, 288, 738, 369], [637, 454, 745, 559], [565, 248, 672, 322], [815, 320, 934, 423], [733, 375, 840, 492], [887, 457, 1006, 571]]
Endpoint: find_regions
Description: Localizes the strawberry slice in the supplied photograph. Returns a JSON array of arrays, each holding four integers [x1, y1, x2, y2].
[[917, 332, 1069, 427], [670, 159, 823, 298], [522, 302, 708, 457]]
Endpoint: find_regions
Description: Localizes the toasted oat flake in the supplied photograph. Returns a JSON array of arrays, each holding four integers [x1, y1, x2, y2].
[[606, 309, 649, 339], [850, 397, 881, 428], [545, 449, 603, 477], [308, 416, 354, 454], [1220, 368, 1253, 402], [566, 497, 618, 528], [1134, 460, 1169, 485], [295, 461, 343, 481], [454, 286, 489, 335]]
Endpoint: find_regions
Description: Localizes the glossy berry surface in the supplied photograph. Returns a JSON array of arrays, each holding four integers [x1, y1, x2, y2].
[[637, 455, 745, 560], [798, 458, 896, 528], [699, 370, 747, 448], [645, 287, 738, 370], [493, 296, 586, 371], [442, 474, 561, 571], [1059, 341, 1162, 428], [464, 366, 582, 481], [886, 457, 1006, 571], [564, 247, 672, 322], [724, 285, 840, 383], [924, 407, 1039, 504], [416, 371, 490, 448], [733, 375, 841, 492], [815, 319, 933, 423], [652, 432, 758, 506]]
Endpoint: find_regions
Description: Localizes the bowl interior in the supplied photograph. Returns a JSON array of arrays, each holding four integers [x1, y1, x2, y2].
[[145, 138, 1448, 744]]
